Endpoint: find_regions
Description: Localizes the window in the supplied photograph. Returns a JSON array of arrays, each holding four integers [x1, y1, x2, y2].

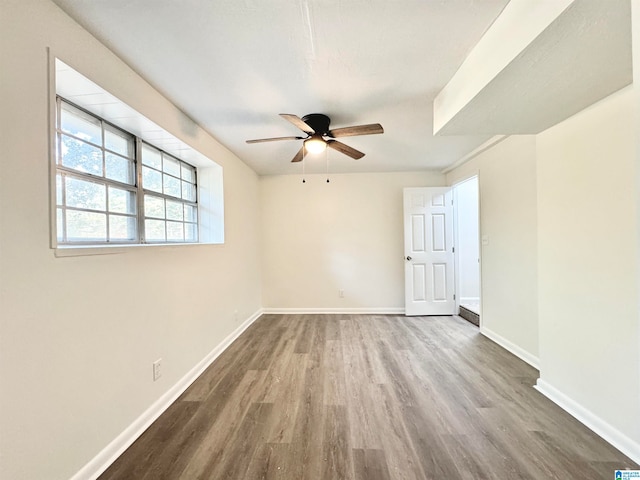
[[141, 143, 198, 243], [54, 98, 198, 245]]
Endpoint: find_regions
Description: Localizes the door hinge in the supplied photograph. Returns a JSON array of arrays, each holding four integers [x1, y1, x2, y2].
[[452, 247, 455, 253], [454, 294, 456, 300]]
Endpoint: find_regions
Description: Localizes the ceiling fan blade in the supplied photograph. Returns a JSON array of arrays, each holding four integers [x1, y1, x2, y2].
[[290, 146, 305, 163], [246, 136, 304, 144], [327, 140, 365, 159], [280, 114, 315, 134], [328, 123, 384, 138]]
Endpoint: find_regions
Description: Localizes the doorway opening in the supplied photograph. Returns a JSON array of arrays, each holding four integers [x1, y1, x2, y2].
[[453, 176, 481, 326]]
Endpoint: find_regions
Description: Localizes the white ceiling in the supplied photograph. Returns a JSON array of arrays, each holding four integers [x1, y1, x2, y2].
[[49, 0, 632, 176], [51, 0, 509, 175]]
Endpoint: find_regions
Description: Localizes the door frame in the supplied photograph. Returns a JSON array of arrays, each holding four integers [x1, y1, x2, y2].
[[452, 174, 483, 324]]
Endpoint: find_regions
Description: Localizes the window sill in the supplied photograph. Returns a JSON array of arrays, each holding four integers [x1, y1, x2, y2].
[[53, 242, 219, 258]]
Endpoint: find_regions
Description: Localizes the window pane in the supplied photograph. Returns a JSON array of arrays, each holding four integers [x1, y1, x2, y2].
[[166, 200, 183, 221], [61, 135, 103, 176], [57, 208, 64, 241], [181, 164, 194, 182], [56, 174, 63, 205], [56, 100, 200, 246], [104, 126, 133, 158], [163, 156, 180, 177], [163, 174, 181, 198], [60, 103, 102, 145], [142, 166, 162, 193], [65, 177, 106, 211], [184, 204, 197, 222], [182, 181, 196, 202], [109, 215, 136, 241], [66, 210, 106, 241], [108, 187, 136, 214], [105, 153, 134, 185], [185, 223, 197, 242], [145, 219, 165, 241], [166, 221, 184, 241], [142, 144, 162, 169], [144, 195, 165, 219]]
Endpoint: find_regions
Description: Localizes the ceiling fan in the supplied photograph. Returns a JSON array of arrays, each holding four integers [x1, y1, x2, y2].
[[246, 113, 384, 162]]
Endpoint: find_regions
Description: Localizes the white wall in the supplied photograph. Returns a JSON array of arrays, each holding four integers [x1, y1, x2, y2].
[[454, 177, 480, 304], [446, 84, 640, 458], [536, 85, 640, 447], [446, 136, 539, 364], [0, 1, 262, 479], [260, 171, 445, 311]]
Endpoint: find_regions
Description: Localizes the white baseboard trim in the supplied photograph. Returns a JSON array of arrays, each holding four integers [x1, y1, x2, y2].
[[480, 326, 540, 369], [535, 378, 640, 464], [71, 308, 264, 480], [262, 307, 405, 315]]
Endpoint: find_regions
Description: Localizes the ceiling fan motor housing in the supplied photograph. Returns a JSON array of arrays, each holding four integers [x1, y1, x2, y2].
[[302, 113, 331, 136]]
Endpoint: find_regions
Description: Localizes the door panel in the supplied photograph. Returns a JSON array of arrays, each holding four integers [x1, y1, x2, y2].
[[404, 187, 455, 316], [432, 214, 446, 251], [412, 264, 427, 302], [432, 263, 447, 301], [411, 214, 426, 251]]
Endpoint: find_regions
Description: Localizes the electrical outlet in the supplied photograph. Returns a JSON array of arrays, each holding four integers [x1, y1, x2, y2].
[[339, 289, 344, 298], [153, 359, 162, 381]]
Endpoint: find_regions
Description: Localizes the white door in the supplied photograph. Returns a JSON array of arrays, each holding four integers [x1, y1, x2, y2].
[[403, 187, 455, 316]]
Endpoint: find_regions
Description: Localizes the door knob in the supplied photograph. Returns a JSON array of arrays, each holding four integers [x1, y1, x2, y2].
[[406, 256, 412, 261]]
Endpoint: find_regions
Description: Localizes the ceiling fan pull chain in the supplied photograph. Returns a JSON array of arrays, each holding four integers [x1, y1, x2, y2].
[[326, 148, 330, 183], [302, 147, 306, 183]]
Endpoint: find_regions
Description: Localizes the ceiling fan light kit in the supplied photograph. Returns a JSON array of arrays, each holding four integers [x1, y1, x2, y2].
[[304, 134, 327, 154], [246, 113, 383, 163]]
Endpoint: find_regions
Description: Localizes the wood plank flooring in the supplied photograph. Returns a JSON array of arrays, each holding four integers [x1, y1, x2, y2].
[[99, 314, 638, 479]]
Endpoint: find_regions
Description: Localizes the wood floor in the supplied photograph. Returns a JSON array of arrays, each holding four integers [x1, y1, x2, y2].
[[100, 314, 638, 479]]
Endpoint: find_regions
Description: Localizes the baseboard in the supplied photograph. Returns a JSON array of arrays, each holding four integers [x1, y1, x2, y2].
[[535, 379, 640, 464], [262, 307, 405, 315], [458, 306, 480, 327], [70, 308, 264, 480], [480, 327, 540, 369]]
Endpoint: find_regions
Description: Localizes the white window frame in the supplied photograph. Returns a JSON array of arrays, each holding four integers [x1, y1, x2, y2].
[[49, 53, 224, 256], [55, 98, 142, 244], [55, 97, 200, 245], [139, 141, 199, 244]]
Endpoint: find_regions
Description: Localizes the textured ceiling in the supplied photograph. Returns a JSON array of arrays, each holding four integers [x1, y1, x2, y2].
[[51, 0, 509, 175]]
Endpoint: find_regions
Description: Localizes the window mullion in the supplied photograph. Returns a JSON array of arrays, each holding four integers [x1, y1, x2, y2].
[[61, 174, 67, 243], [140, 189, 197, 206], [56, 166, 137, 192], [101, 120, 110, 242], [135, 137, 145, 243], [57, 131, 103, 151], [56, 98, 67, 242]]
